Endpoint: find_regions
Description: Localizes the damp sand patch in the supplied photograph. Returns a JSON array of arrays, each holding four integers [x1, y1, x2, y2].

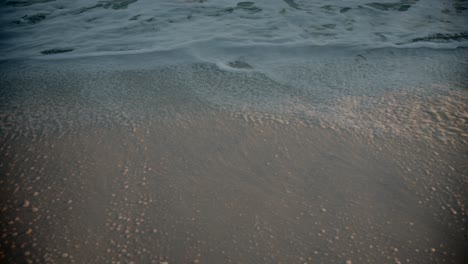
[[14, 13, 49, 25], [41, 48, 74, 55], [5, 0, 55, 7], [365, 0, 419, 12], [227, 60, 253, 69]]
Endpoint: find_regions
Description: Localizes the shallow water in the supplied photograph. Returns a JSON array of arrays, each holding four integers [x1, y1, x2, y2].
[[0, 47, 467, 263]]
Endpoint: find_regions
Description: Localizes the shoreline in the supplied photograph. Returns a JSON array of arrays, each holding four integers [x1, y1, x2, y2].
[[0, 47, 467, 263]]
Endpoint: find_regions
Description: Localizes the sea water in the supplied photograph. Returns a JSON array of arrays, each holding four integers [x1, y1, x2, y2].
[[0, 0, 467, 60]]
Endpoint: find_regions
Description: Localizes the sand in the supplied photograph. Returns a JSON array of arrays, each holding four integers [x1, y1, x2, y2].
[[0, 48, 467, 263]]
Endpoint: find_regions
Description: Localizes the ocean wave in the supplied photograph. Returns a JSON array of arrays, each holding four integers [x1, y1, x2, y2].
[[0, 0, 467, 60]]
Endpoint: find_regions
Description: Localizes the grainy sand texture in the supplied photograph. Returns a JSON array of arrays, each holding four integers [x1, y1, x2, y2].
[[1, 48, 467, 263]]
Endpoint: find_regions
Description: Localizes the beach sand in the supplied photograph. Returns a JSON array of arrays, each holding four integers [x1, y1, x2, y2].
[[0, 48, 467, 263]]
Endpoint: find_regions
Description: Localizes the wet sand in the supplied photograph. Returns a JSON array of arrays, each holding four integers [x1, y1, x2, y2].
[[0, 49, 467, 263]]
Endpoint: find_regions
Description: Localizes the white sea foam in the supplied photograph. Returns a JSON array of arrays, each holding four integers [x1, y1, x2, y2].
[[0, 0, 467, 60]]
